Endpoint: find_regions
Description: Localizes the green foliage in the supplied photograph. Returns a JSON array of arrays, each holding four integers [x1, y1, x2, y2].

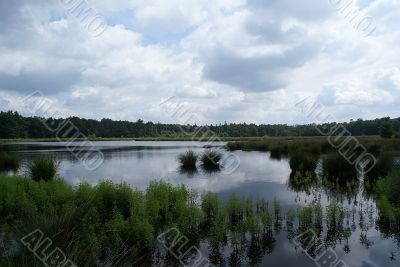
[[2, 110, 400, 139], [377, 166, 400, 208], [289, 151, 318, 173], [269, 143, 289, 159], [28, 156, 59, 182], [380, 119, 394, 139], [202, 192, 222, 220], [2, 173, 396, 265], [323, 152, 357, 182], [178, 150, 198, 170], [201, 150, 222, 170], [0, 151, 21, 171], [366, 151, 395, 180]]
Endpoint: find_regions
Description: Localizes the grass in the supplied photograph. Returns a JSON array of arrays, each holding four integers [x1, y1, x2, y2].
[[377, 166, 400, 208], [201, 150, 222, 170], [323, 152, 358, 182], [366, 151, 396, 181], [226, 136, 400, 155], [27, 156, 59, 182], [289, 151, 318, 173], [0, 173, 394, 266], [178, 150, 198, 171], [0, 151, 21, 171]]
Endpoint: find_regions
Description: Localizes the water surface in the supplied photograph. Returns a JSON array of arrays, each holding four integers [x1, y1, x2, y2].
[[1, 141, 399, 267]]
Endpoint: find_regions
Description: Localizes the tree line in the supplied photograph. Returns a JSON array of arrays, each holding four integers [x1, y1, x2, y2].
[[0, 111, 399, 139]]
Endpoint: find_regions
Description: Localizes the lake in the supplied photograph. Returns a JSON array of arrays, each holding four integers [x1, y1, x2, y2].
[[1, 141, 399, 267]]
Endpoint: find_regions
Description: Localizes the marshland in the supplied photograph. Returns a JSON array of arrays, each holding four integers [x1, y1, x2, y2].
[[1, 132, 400, 266]]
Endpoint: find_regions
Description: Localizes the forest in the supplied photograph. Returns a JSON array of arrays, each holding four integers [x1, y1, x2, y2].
[[1, 110, 399, 139]]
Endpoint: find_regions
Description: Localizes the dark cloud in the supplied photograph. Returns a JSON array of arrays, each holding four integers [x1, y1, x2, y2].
[[245, 20, 305, 44], [0, 70, 81, 95], [202, 42, 318, 92]]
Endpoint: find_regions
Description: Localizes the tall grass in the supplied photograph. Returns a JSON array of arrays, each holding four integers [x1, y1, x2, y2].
[[0, 174, 394, 266], [377, 166, 400, 208], [366, 151, 395, 181], [201, 150, 222, 170], [27, 156, 59, 182], [289, 151, 318, 173], [323, 152, 358, 182], [0, 151, 21, 171], [178, 150, 198, 170]]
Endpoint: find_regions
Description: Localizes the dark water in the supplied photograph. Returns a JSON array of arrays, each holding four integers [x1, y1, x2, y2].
[[1, 141, 399, 267]]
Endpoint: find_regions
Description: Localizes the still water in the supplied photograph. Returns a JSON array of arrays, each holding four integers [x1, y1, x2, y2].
[[2, 141, 399, 267]]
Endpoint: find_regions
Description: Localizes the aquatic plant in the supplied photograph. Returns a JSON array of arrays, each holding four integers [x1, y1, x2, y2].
[[202, 192, 222, 220], [366, 151, 395, 181], [201, 150, 222, 170], [273, 198, 281, 223], [0, 151, 21, 171], [323, 152, 358, 182], [27, 156, 59, 182], [178, 150, 198, 170], [289, 151, 318, 173], [269, 143, 289, 159], [377, 166, 400, 208], [227, 194, 244, 227]]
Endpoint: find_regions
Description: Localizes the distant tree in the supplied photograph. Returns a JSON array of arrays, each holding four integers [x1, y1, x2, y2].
[[380, 119, 394, 138]]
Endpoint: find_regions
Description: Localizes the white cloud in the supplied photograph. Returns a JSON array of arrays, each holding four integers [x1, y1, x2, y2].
[[0, 0, 399, 124]]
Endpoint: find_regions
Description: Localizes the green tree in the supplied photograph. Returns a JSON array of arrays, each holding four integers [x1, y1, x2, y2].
[[380, 119, 394, 138]]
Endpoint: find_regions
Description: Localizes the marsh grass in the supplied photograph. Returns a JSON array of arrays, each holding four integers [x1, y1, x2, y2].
[[366, 151, 396, 181], [27, 156, 59, 182], [1, 173, 397, 266], [377, 166, 400, 208], [323, 152, 358, 182], [289, 151, 318, 173], [0, 151, 21, 171], [201, 150, 222, 170], [178, 150, 198, 171]]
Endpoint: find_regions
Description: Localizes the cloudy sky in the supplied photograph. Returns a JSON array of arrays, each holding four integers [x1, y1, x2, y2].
[[0, 0, 399, 125]]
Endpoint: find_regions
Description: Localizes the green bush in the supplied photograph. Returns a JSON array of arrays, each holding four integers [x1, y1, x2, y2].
[[178, 150, 198, 170], [201, 150, 222, 170], [28, 156, 59, 182], [0, 151, 21, 171]]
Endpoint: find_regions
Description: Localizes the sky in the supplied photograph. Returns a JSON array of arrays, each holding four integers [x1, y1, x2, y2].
[[0, 0, 399, 125]]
